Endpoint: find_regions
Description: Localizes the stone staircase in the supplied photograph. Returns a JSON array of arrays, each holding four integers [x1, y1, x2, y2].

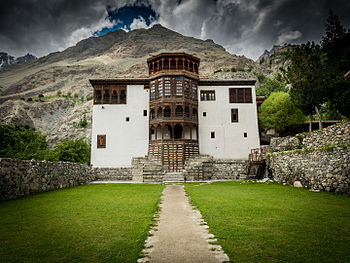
[[163, 172, 185, 182]]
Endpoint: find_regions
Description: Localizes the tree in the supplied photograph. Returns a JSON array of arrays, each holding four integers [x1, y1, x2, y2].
[[321, 12, 350, 118], [47, 138, 91, 164], [259, 92, 305, 133], [256, 77, 288, 98], [0, 125, 48, 160], [287, 42, 328, 131]]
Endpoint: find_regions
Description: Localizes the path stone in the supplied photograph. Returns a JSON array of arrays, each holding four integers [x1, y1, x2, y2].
[[142, 184, 229, 263]]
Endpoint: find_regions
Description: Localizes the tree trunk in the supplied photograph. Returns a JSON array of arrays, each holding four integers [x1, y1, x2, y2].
[[309, 114, 312, 132], [315, 106, 323, 130]]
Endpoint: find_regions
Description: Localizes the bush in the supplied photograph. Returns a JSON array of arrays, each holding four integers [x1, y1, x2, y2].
[[0, 125, 48, 160], [259, 92, 305, 133], [27, 97, 33, 102], [47, 138, 90, 164], [38, 94, 44, 98], [256, 77, 288, 98], [57, 91, 62, 96], [78, 113, 88, 128]]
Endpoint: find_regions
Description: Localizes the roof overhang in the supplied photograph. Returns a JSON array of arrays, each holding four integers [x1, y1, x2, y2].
[[89, 78, 149, 86], [198, 79, 256, 86]]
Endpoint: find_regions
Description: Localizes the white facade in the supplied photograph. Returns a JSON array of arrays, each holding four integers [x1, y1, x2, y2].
[[91, 83, 260, 167], [91, 85, 149, 167], [198, 85, 260, 159]]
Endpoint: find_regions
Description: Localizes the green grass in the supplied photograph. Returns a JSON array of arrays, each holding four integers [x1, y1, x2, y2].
[[185, 181, 350, 263], [0, 184, 164, 263]]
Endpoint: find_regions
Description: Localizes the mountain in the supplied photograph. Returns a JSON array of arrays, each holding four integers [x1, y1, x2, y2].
[[255, 45, 295, 76], [0, 24, 256, 145], [0, 52, 37, 69]]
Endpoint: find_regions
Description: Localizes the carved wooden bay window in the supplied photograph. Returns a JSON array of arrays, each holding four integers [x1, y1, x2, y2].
[[97, 134, 106, 148], [94, 85, 127, 104], [229, 88, 252, 103]]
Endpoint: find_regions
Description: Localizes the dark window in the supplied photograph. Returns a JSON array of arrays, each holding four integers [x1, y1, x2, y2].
[[244, 132, 247, 138], [231, 109, 238, 122], [203, 112, 206, 117], [211, 132, 215, 139], [200, 90, 215, 101], [97, 135, 106, 148], [126, 117, 130, 122], [94, 86, 127, 105], [143, 110, 147, 116], [229, 88, 252, 103]]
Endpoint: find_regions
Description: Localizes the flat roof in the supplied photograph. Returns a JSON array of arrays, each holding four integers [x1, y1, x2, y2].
[[90, 78, 256, 87]]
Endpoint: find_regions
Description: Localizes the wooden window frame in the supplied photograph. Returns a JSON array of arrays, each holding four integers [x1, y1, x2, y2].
[[229, 88, 252, 103], [97, 135, 106, 148], [231, 108, 238, 122], [200, 90, 215, 101]]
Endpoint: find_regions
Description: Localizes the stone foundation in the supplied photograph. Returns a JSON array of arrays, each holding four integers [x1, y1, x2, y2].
[[268, 146, 350, 195]]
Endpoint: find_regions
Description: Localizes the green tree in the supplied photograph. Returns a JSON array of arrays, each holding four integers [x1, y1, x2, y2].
[[321, 12, 350, 118], [0, 125, 48, 160], [259, 92, 305, 133], [48, 138, 90, 164], [256, 77, 288, 98], [287, 42, 328, 131]]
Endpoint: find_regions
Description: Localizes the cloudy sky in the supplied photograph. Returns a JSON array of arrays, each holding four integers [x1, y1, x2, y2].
[[1, 0, 350, 60]]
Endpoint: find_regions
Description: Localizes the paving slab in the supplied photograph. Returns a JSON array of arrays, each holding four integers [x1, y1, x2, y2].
[[143, 184, 229, 263]]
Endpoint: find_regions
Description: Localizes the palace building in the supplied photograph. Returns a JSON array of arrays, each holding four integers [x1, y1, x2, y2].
[[90, 53, 260, 171]]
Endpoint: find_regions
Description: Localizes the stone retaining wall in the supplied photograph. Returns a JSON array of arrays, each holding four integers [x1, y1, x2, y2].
[[302, 121, 350, 148], [93, 167, 132, 181], [268, 146, 350, 195], [0, 158, 95, 200]]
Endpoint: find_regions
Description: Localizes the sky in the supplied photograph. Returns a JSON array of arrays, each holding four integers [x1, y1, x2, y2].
[[1, 0, 350, 61]]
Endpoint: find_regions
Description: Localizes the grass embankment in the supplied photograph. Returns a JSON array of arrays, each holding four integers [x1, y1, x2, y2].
[[185, 181, 350, 262], [0, 184, 164, 263]]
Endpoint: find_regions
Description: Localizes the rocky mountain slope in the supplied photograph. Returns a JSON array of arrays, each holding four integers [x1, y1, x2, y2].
[[0, 52, 37, 69], [255, 45, 294, 76], [0, 24, 258, 145]]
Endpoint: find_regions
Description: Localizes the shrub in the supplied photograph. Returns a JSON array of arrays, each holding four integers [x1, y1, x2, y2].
[[259, 92, 305, 133], [26, 97, 33, 102], [78, 113, 88, 128], [0, 125, 48, 160], [47, 138, 91, 164]]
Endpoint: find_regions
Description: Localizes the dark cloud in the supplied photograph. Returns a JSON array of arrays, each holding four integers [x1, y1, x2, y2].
[[0, 0, 349, 60]]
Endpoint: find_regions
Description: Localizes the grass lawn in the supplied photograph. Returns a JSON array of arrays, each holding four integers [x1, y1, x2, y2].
[[185, 181, 350, 263], [0, 183, 164, 263]]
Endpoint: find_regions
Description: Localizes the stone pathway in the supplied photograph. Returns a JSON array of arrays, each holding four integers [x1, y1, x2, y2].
[[139, 184, 229, 263]]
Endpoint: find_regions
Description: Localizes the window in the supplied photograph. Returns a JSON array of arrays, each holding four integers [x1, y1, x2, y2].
[[157, 78, 163, 97], [151, 80, 156, 100], [229, 88, 252, 103], [126, 117, 130, 122], [203, 112, 206, 117], [211, 132, 215, 139], [94, 86, 127, 105], [200, 90, 215, 101], [97, 135, 106, 148], [244, 132, 247, 138], [143, 110, 147, 116], [231, 109, 238, 122], [164, 77, 171, 96], [191, 82, 197, 99], [176, 77, 183, 96], [184, 78, 190, 98]]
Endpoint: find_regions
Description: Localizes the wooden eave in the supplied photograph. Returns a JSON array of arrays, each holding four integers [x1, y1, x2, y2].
[[89, 78, 149, 86], [147, 52, 200, 63], [198, 79, 256, 86]]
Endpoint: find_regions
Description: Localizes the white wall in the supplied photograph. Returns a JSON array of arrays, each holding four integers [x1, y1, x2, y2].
[[91, 85, 149, 167], [198, 85, 260, 159]]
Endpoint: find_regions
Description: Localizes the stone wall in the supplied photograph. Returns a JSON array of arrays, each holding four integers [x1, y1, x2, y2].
[[268, 146, 350, 195], [184, 156, 246, 181], [0, 158, 95, 200], [302, 121, 350, 148], [93, 167, 132, 181]]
